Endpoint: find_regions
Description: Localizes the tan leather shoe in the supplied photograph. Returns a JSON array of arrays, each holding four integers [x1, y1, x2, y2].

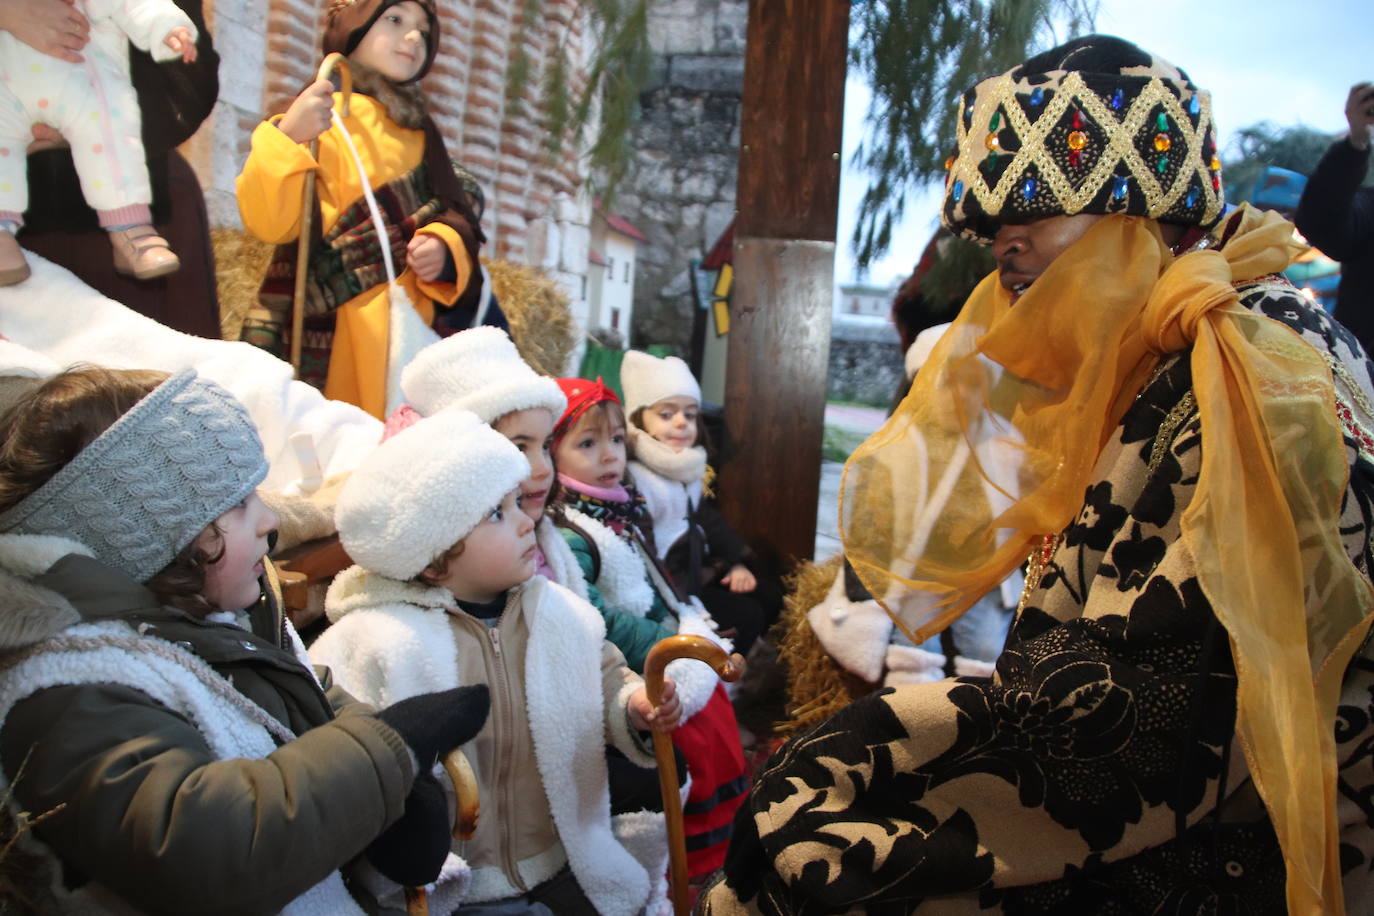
[[109, 224, 180, 280], [0, 231, 30, 286]]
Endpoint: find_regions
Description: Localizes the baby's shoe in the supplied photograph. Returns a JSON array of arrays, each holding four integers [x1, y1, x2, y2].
[[109, 225, 180, 280], [0, 232, 30, 286]]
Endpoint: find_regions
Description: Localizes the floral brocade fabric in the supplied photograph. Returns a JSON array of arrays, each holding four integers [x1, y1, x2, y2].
[[701, 281, 1374, 914]]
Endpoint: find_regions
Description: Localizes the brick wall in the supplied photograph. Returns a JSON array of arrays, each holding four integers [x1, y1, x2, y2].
[[187, 0, 598, 352]]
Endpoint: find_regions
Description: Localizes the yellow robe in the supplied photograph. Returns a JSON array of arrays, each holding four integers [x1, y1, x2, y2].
[[236, 94, 473, 419]]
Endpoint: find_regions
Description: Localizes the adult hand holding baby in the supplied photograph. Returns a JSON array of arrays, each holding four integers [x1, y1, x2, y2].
[[0, 0, 89, 62]]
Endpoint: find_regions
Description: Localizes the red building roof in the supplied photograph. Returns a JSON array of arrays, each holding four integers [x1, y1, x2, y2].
[[603, 211, 647, 243]]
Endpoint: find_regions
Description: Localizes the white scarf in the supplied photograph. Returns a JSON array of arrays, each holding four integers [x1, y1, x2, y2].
[[627, 427, 706, 485]]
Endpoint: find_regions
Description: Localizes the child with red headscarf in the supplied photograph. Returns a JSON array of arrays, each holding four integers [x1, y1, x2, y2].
[[551, 376, 747, 880]]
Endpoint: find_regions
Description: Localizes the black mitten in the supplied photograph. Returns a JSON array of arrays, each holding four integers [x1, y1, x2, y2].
[[365, 770, 450, 887], [377, 684, 490, 770]]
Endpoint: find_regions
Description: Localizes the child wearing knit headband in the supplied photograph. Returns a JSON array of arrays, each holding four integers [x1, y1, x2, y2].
[[0, 366, 489, 913], [309, 406, 681, 914]]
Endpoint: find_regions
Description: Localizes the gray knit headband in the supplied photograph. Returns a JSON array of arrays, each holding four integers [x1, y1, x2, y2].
[[0, 369, 269, 582]]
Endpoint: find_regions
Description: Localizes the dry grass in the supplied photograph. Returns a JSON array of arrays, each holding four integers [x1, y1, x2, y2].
[[773, 555, 881, 736], [0, 752, 64, 914], [211, 228, 274, 342], [211, 229, 575, 375], [485, 259, 575, 377]]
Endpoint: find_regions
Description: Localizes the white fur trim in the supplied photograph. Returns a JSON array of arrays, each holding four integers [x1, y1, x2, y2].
[[312, 577, 460, 710], [627, 433, 707, 486], [522, 577, 652, 915], [352, 853, 472, 916], [563, 507, 654, 617], [536, 517, 589, 601], [0, 533, 94, 579], [806, 569, 894, 684], [952, 656, 997, 678], [401, 326, 566, 423], [668, 600, 732, 722], [620, 351, 700, 417], [628, 462, 691, 561], [0, 620, 362, 914], [336, 410, 528, 580], [611, 809, 672, 915], [465, 843, 568, 904], [905, 322, 950, 380], [883, 643, 948, 687], [312, 574, 657, 913]]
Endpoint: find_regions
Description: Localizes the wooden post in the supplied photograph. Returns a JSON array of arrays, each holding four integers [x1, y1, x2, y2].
[[718, 0, 849, 572]]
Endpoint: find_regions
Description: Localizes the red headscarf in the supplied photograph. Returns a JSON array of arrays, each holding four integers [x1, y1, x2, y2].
[[553, 377, 619, 446]]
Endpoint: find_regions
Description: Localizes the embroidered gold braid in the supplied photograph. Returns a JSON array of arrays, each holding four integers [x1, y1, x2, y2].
[[1148, 390, 1197, 476], [1015, 532, 1063, 616], [949, 72, 1222, 225]]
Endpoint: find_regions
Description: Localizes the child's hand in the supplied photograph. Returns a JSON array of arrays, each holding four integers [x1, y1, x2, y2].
[[406, 233, 447, 282], [721, 563, 757, 593], [629, 679, 680, 733], [278, 78, 335, 145], [163, 26, 195, 63]]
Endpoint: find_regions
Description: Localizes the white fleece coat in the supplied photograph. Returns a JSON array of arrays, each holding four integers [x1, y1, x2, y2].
[[309, 569, 671, 915], [0, 533, 361, 915], [0, 0, 195, 214], [561, 506, 729, 722], [535, 515, 589, 602]]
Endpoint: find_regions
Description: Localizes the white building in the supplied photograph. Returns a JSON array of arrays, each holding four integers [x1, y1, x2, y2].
[[835, 281, 897, 321], [587, 209, 647, 338]]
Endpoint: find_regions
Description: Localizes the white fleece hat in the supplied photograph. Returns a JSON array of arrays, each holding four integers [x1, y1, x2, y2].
[[400, 327, 567, 424], [620, 350, 701, 417], [337, 409, 529, 580]]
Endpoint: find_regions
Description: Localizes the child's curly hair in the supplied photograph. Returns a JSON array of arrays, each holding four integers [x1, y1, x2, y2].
[[0, 366, 227, 617]]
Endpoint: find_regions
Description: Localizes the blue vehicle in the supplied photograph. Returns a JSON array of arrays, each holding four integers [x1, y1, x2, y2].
[[1248, 166, 1341, 314]]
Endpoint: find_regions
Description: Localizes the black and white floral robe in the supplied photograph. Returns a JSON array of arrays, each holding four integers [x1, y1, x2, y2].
[[700, 279, 1374, 914]]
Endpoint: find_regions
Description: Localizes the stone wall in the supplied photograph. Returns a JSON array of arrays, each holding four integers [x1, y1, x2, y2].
[[618, 0, 747, 353], [827, 321, 904, 406], [187, 0, 599, 339]]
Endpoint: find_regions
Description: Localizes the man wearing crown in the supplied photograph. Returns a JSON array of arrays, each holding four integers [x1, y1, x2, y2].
[[701, 35, 1374, 915]]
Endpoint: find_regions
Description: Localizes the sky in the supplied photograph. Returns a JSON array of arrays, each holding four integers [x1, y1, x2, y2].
[[834, 0, 1373, 287]]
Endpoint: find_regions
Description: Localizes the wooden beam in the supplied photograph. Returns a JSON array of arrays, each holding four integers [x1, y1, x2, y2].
[[718, 0, 849, 571]]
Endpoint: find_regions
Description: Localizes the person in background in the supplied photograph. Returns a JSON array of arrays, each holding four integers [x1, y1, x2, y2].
[[621, 349, 781, 659], [552, 377, 748, 881], [1296, 81, 1374, 354], [0, 0, 221, 336]]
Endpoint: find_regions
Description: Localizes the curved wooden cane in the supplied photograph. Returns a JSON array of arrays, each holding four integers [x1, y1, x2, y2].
[[403, 747, 480, 916], [290, 52, 353, 375], [644, 635, 746, 915]]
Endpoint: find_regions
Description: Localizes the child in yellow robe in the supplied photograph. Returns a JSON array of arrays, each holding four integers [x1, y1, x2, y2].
[[236, 0, 497, 418]]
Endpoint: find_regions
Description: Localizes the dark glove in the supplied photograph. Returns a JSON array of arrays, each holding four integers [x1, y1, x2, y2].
[[377, 684, 490, 770], [365, 770, 451, 887]]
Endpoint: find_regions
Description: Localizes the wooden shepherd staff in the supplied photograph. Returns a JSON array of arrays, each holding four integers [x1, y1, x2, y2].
[[403, 748, 481, 916], [290, 52, 352, 376], [645, 634, 746, 915]]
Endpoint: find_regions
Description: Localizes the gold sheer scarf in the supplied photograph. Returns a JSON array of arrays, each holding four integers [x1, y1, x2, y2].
[[840, 206, 1372, 913]]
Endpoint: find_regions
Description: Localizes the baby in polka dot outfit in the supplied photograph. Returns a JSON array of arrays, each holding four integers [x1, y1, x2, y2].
[[0, 0, 197, 285]]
